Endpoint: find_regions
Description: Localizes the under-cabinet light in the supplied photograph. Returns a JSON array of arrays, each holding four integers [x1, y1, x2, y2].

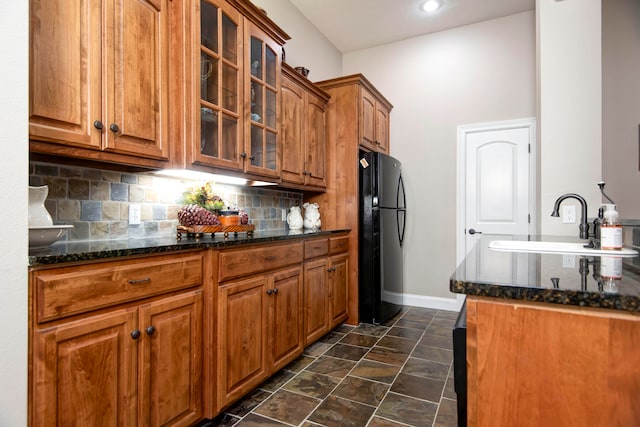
[[154, 169, 248, 186]]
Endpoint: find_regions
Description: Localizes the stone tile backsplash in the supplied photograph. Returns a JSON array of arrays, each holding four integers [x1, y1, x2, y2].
[[29, 162, 303, 242]]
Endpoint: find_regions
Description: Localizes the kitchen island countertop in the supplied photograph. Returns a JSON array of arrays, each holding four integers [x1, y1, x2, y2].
[[29, 228, 350, 267], [450, 235, 640, 312]]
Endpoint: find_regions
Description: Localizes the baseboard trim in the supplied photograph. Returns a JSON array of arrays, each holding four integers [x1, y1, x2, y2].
[[383, 291, 463, 312]]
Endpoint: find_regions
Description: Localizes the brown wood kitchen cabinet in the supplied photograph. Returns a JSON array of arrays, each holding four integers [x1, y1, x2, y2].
[[29, 252, 205, 427], [303, 234, 350, 344], [466, 297, 640, 426], [280, 63, 330, 190], [29, 0, 170, 168], [172, 0, 289, 180], [214, 242, 304, 413], [312, 75, 392, 324]]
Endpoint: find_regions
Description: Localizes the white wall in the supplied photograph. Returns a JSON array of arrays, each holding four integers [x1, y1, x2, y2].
[[250, 0, 342, 81], [0, 1, 28, 425], [602, 0, 640, 218], [343, 12, 536, 300], [538, 0, 602, 234]]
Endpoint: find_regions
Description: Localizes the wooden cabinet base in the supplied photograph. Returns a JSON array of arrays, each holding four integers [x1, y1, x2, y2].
[[466, 297, 640, 426]]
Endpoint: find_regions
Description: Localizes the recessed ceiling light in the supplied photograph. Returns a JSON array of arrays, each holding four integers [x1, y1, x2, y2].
[[421, 0, 442, 12]]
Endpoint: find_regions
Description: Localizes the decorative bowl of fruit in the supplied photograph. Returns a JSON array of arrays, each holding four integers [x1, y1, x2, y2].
[[176, 182, 254, 239]]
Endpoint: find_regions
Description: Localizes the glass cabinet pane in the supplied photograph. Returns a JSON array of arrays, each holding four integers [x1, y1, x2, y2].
[[251, 82, 263, 123], [250, 37, 262, 78], [221, 13, 237, 62], [222, 62, 237, 112], [251, 125, 263, 167], [201, 109, 219, 157], [201, 1, 218, 53], [201, 53, 218, 104], [265, 46, 276, 87], [265, 88, 276, 128], [221, 115, 237, 161], [266, 131, 276, 170]]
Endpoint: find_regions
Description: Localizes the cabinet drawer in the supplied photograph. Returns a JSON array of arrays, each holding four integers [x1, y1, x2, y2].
[[304, 238, 328, 259], [33, 253, 204, 323], [329, 235, 349, 254], [218, 242, 303, 282]]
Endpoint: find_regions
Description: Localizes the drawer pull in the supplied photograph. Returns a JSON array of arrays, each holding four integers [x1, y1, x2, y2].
[[266, 289, 273, 295], [145, 325, 156, 336], [131, 329, 141, 340], [265, 255, 276, 261], [128, 278, 151, 285]]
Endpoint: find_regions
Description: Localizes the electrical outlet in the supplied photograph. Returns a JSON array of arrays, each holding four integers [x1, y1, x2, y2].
[[129, 204, 141, 225], [563, 205, 576, 224], [562, 254, 576, 268]]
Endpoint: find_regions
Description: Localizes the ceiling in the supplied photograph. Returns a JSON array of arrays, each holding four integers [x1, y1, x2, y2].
[[288, 0, 535, 53]]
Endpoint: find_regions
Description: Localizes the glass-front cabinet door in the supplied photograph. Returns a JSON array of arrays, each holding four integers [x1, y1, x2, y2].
[[195, 0, 243, 170], [245, 23, 281, 178]]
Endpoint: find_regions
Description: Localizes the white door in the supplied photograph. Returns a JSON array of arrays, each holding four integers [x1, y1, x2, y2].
[[456, 120, 536, 308]]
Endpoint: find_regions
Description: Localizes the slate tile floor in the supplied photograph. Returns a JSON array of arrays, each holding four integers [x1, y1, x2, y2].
[[200, 306, 459, 427]]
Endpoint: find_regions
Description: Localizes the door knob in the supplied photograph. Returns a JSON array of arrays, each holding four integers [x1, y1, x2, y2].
[[468, 229, 482, 235]]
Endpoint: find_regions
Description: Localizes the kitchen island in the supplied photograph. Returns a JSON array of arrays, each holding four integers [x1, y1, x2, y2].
[[450, 235, 640, 427]]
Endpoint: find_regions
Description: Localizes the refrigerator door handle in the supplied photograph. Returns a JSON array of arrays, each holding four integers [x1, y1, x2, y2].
[[397, 209, 406, 246], [396, 174, 406, 210]]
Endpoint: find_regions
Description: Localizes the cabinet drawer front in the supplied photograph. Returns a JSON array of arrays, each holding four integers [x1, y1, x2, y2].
[[218, 242, 303, 282], [304, 238, 328, 259], [329, 235, 349, 254], [34, 253, 203, 323]]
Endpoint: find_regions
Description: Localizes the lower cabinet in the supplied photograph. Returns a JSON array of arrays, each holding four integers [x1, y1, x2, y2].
[[214, 242, 304, 413], [303, 235, 350, 345], [29, 252, 204, 427], [32, 290, 203, 427]]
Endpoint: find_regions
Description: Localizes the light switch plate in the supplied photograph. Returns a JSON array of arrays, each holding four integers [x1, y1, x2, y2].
[[563, 205, 576, 224], [129, 204, 141, 225], [562, 254, 576, 268]]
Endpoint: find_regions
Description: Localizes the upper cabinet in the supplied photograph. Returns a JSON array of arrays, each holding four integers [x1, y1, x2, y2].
[[29, 0, 170, 168], [177, 0, 288, 179], [360, 84, 392, 154], [280, 64, 330, 190]]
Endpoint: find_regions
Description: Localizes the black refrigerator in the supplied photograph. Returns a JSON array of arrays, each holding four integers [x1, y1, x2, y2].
[[359, 151, 406, 325]]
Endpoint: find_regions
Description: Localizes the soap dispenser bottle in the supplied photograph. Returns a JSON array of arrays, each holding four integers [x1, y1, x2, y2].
[[600, 204, 622, 250]]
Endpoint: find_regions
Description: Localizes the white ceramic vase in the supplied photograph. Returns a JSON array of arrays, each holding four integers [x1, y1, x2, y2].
[[29, 185, 53, 227]]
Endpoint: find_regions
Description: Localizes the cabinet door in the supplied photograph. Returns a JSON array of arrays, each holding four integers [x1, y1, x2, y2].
[[29, 0, 102, 149], [304, 93, 327, 188], [271, 266, 304, 371], [280, 74, 305, 185], [245, 22, 281, 178], [375, 103, 390, 154], [139, 290, 203, 427], [360, 89, 377, 151], [195, 0, 244, 170], [217, 276, 269, 411], [329, 253, 349, 327], [32, 308, 138, 426], [303, 258, 330, 345], [104, 0, 169, 160]]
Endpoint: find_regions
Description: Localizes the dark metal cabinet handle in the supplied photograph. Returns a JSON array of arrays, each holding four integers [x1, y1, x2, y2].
[[249, 155, 255, 161], [468, 229, 482, 235], [273, 288, 278, 294], [109, 123, 119, 133], [265, 255, 276, 261], [93, 120, 104, 130], [240, 152, 247, 158], [266, 289, 273, 295], [131, 329, 141, 340], [128, 278, 151, 285], [145, 326, 156, 336]]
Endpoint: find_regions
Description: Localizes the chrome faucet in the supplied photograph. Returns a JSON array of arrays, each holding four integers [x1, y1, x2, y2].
[[550, 193, 590, 239]]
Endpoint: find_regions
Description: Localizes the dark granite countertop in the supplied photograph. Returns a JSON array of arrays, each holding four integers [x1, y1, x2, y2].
[[450, 235, 640, 312], [29, 228, 350, 267]]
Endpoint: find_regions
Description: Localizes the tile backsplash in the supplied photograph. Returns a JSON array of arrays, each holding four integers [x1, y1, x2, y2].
[[29, 162, 303, 242]]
